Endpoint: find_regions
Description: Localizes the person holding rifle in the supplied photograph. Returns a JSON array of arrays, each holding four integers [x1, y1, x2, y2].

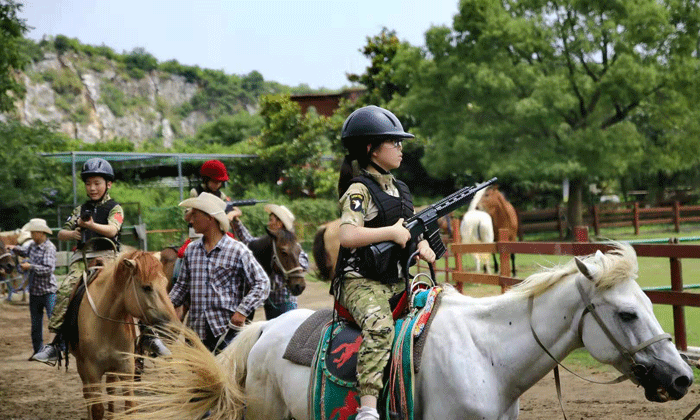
[[31, 158, 126, 364], [332, 106, 435, 420]]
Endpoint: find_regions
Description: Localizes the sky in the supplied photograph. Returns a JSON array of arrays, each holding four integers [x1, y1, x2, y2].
[[20, 0, 460, 90]]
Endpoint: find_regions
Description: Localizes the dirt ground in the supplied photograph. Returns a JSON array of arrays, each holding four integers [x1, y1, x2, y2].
[[1, 281, 699, 420]]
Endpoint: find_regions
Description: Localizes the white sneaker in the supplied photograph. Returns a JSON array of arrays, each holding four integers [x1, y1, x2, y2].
[[356, 406, 380, 420]]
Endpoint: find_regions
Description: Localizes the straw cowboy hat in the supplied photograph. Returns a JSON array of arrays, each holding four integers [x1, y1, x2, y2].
[[22, 218, 52, 235], [179, 192, 230, 232], [265, 204, 295, 232]]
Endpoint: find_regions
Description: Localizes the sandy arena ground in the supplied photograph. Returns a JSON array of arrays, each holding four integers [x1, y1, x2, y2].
[[1, 280, 699, 419]]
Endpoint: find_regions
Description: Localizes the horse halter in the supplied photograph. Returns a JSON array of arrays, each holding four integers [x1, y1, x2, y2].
[[271, 239, 305, 281], [574, 278, 672, 382], [528, 276, 672, 385]]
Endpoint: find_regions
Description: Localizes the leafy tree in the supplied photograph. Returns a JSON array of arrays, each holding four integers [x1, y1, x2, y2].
[[0, 0, 29, 112], [241, 95, 338, 198], [348, 28, 412, 106], [194, 111, 263, 146], [0, 121, 72, 229], [399, 0, 700, 228]]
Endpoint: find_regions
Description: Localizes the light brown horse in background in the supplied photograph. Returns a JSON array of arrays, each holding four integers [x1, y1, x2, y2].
[[72, 250, 178, 420], [475, 186, 519, 275]]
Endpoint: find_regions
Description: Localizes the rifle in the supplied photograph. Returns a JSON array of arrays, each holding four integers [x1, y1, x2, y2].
[[363, 177, 497, 276], [225, 199, 267, 213]]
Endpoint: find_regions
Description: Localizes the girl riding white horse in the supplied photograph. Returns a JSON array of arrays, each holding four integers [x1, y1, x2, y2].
[[104, 243, 693, 420]]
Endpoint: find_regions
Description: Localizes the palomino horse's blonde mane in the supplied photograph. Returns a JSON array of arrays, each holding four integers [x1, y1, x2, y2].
[[506, 242, 638, 298], [93, 249, 163, 286]]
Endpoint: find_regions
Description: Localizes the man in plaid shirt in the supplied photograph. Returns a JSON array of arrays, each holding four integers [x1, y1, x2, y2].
[[229, 203, 309, 319], [170, 192, 270, 353], [9, 219, 57, 358]]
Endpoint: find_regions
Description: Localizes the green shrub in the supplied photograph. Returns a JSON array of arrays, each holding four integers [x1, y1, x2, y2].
[[51, 69, 83, 96], [101, 84, 127, 117]]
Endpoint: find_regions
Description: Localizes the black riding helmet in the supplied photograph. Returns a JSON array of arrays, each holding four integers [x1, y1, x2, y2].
[[341, 105, 414, 152], [81, 158, 115, 182]]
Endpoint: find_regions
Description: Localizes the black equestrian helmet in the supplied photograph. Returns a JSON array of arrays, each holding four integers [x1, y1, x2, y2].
[[81, 158, 115, 182], [341, 105, 414, 150]]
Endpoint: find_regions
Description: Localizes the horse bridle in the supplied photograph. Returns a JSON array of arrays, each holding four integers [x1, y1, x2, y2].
[[271, 239, 305, 282], [528, 276, 675, 419], [83, 264, 150, 326]]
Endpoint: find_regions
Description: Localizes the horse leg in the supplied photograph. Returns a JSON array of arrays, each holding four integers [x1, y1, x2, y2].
[[106, 374, 115, 413], [472, 253, 481, 273], [511, 253, 516, 277], [492, 253, 499, 273], [77, 361, 105, 420]]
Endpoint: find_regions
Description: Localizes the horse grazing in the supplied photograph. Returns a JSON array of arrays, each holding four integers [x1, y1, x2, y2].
[[247, 228, 306, 296], [158, 246, 179, 291], [73, 250, 178, 420], [103, 243, 693, 419], [476, 186, 519, 275], [312, 219, 341, 281]]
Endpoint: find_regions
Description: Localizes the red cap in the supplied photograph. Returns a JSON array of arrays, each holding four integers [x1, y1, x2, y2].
[[200, 160, 229, 181]]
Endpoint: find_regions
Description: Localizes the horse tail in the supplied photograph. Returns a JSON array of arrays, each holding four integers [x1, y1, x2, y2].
[[218, 320, 267, 389], [98, 325, 250, 420], [313, 225, 332, 281]]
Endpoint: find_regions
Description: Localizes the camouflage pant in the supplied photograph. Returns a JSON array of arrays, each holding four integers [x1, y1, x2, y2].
[[48, 260, 85, 333], [339, 276, 405, 398]]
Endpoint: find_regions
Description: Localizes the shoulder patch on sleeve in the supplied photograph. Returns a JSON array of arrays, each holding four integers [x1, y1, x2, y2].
[[349, 194, 364, 212]]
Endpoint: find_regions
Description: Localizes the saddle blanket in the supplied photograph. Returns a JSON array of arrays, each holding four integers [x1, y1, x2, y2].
[[293, 286, 442, 420]]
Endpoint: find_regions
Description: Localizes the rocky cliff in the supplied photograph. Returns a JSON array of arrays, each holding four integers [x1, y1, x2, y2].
[[1, 52, 213, 147]]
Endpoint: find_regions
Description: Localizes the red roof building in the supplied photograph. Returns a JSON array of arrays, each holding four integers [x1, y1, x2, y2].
[[290, 88, 365, 116]]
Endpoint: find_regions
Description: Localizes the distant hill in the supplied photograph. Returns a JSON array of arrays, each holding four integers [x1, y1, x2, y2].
[[1, 36, 338, 146]]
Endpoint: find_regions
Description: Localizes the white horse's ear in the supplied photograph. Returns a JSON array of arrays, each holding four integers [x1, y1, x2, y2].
[[123, 258, 137, 269], [575, 257, 599, 281], [152, 251, 161, 261]]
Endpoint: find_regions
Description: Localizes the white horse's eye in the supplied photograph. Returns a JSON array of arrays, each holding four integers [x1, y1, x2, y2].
[[142, 285, 154, 293], [618, 311, 638, 322]]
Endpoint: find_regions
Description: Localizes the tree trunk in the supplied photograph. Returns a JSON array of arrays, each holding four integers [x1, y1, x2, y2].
[[566, 178, 584, 232]]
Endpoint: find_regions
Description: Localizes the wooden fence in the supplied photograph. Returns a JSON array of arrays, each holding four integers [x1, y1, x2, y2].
[[519, 202, 700, 238], [448, 227, 700, 351]]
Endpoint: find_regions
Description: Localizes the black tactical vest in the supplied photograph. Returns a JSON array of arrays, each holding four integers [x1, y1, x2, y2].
[[334, 174, 414, 286], [78, 199, 121, 251]]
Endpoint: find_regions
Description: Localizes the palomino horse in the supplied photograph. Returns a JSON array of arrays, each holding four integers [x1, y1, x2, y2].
[[476, 186, 519, 275], [247, 228, 306, 296], [104, 243, 693, 419], [73, 250, 178, 420], [312, 211, 452, 281]]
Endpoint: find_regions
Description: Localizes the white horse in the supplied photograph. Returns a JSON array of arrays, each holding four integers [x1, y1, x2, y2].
[[460, 209, 495, 273], [460, 187, 495, 273], [106, 243, 693, 420]]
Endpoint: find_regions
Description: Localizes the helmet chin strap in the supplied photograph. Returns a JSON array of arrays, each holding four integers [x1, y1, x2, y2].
[[368, 160, 390, 175]]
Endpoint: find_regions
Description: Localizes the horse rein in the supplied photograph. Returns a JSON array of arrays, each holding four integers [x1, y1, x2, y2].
[[82, 265, 149, 326], [271, 239, 305, 281], [528, 276, 674, 419]]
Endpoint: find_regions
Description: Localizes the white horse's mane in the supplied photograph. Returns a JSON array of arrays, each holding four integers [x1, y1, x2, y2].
[[506, 242, 638, 298], [432, 242, 638, 301]]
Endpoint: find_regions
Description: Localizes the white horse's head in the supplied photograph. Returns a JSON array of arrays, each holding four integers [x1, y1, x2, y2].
[[574, 245, 693, 402]]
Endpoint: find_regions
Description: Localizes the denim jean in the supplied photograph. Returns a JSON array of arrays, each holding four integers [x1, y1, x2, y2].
[[264, 300, 297, 320], [30, 293, 56, 354]]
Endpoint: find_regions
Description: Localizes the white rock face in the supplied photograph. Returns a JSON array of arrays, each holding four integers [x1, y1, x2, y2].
[[5, 53, 209, 146]]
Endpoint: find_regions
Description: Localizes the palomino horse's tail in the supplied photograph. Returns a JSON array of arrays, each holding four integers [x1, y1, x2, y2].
[[96, 323, 267, 420], [312, 225, 332, 280]]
